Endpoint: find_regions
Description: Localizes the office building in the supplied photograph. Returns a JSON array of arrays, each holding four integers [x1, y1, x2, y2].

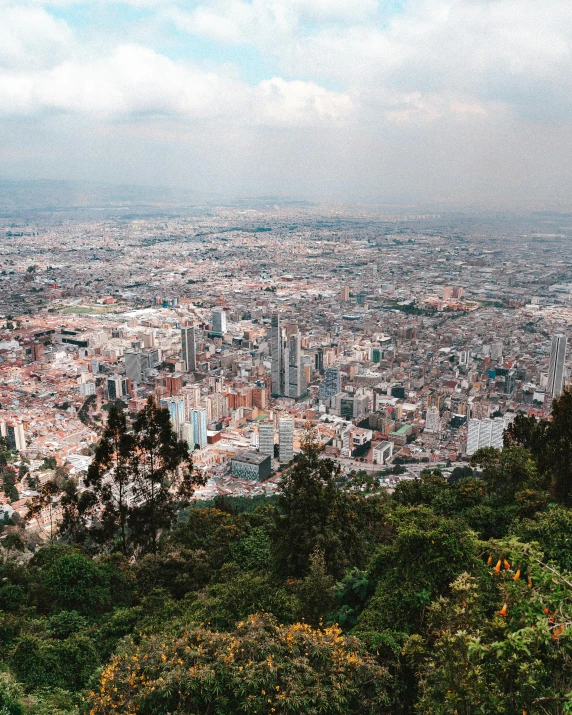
[[270, 314, 306, 399], [466, 417, 505, 456], [425, 406, 441, 433], [315, 347, 324, 375], [211, 309, 227, 335], [319, 367, 342, 400], [270, 314, 283, 397], [504, 369, 516, 396], [491, 342, 503, 361], [78, 381, 96, 397], [373, 441, 393, 465], [125, 350, 148, 385], [181, 326, 197, 373], [547, 333, 567, 397], [190, 407, 208, 449], [0, 420, 26, 452], [161, 396, 186, 438], [107, 375, 129, 401], [337, 393, 369, 420], [258, 421, 275, 456], [182, 421, 194, 451], [231, 451, 272, 481], [278, 417, 294, 464]]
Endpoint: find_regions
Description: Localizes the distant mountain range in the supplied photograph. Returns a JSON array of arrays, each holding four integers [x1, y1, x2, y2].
[[0, 179, 210, 214], [0, 180, 318, 217]]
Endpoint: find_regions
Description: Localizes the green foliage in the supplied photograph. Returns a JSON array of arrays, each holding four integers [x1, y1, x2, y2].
[[11, 633, 99, 691], [89, 613, 391, 715], [512, 505, 572, 572], [356, 509, 484, 637], [7, 413, 572, 713], [0, 673, 24, 715], [42, 551, 114, 615]]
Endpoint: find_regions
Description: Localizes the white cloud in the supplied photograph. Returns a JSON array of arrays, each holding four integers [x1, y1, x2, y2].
[[0, 6, 74, 70], [0, 44, 352, 126]]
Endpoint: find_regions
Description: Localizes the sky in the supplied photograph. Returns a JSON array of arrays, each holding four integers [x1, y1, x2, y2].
[[1, 0, 572, 206]]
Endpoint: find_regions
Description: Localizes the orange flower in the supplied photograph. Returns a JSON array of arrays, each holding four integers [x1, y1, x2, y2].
[[499, 603, 508, 617], [503, 559, 511, 570], [494, 559, 502, 574], [513, 569, 521, 581], [487, 555, 493, 566]]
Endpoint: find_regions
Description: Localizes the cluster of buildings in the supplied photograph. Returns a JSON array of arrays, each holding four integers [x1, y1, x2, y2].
[[1, 204, 572, 532]]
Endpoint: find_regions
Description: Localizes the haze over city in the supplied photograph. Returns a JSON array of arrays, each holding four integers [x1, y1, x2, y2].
[[1, 0, 572, 207]]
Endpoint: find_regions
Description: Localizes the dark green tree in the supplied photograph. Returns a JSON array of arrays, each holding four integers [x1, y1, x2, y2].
[[26, 479, 61, 542], [128, 397, 201, 554], [1, 467, 19, 503], [273, 430, 349, 579], [541, 390, 572, 504], [86, 403, 135, 554]]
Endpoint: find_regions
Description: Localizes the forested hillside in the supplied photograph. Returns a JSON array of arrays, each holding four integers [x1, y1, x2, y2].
[[2, 394, 572, 714]]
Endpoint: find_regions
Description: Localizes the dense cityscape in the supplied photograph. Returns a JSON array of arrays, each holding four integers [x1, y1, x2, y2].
[[1, 201, 571, 534]]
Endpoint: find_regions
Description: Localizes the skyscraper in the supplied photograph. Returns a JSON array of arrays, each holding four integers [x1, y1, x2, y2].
[[278, 417, 294, 464], [466, 417, 504, 456], [425, 406, 441, 433], [270, 314, 283, 397], [182, 421, 194, 451], [547, 333, 567, 397], [161, 396, 186, 438], [270, 314, 306, 399], [286, 331, 306, 398], [319, 367, 342, 400], [190, 407, 208, 449], [258, 421, 275, 456], [211, 309, 227, 335], [181, 326, 197, 372]]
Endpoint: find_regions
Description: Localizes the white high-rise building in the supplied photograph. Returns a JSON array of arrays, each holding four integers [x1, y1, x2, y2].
[[547, 333, 567, 397], [0, 420, 26, 452], [181, 326, 197, 372], [425, 406, 441, 433], [491, 343, 503, 361], [466, 417, 504, 456], [161, 396, 186, 438], [211, 309, 227, 335], [190, 407, 208, 449], [258, 421, 275, 456], [278, 417, 294, 464], [182, 421, 194, 451]]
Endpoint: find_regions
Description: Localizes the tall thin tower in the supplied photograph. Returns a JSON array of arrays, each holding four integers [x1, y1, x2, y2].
[[181, 326, 197, 372], [270, 314, 283, 397], [547, 333, 567, 397]]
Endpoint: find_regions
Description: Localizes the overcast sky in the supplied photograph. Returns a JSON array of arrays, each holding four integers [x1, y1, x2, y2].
[[1, 0, 571, 207]]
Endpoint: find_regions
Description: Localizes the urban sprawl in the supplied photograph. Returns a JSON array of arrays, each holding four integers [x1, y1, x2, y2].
[[1, 204, 570, 537]]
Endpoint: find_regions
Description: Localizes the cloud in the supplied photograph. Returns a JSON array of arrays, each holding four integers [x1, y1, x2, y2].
[[0, 5, 74, 70], [1, 0, 572, 205], [0, 44, 352, 126]]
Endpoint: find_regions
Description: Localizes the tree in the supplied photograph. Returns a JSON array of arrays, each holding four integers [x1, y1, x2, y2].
[[273, 430, 345, 578], [470, 445, 538, 503], [407, 538, 572, 714], [89, 613, 391, 715], [26, 480, 61, 542], [128, 397, 201, 554], [1, 467, 19, 503], [541, 390, 572, 505], [86, 403, 135, 554]]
